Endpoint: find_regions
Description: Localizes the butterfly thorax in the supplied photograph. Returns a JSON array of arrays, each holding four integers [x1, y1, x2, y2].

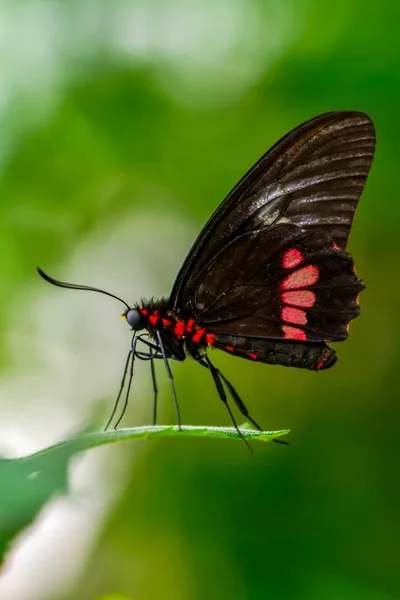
[[136, 298, 215, 360]]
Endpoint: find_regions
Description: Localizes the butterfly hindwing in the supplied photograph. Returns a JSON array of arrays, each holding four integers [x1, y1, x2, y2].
[[210, 333, 337, 371], [192, 224, 363, 344]]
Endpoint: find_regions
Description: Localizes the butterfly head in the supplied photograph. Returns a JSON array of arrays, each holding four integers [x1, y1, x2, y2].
[[123, 308, 146, 331]]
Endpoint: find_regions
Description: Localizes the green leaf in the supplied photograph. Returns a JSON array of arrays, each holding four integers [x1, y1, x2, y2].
[[32, 423, 289, 453], [0, 424, 288, 567]]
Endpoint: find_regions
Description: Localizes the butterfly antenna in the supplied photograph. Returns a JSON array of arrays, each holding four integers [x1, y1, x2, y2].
[[37, 268, 130, 310]]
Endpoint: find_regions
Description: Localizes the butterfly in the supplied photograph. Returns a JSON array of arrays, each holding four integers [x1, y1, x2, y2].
[[38, 111, 375, 445]]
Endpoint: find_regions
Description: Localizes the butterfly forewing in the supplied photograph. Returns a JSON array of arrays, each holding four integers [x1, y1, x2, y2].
[[170, 111, 375, 310]]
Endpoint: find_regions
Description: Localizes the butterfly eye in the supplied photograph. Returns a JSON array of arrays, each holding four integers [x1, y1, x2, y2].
[[125, 308, 145, 330]]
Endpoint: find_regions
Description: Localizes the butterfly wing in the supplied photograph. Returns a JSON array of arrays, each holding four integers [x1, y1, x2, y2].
[[170, 111, 375, 310], [193, 224, 364, 342]]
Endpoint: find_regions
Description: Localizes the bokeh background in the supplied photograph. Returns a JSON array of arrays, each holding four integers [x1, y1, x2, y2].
[[0, 1, 398, 599]]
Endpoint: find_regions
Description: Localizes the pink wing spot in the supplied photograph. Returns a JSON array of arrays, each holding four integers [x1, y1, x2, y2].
[[192, 328, 206, 343], [205, 333, 216, 345], [281, 265, 319, 290], [226, 346, 235, 352], [283, 325, 307, 341], [174, 321, 186, 339], [247, 353, 257, 360], [282, 306, 307, 325], [282, 248, 303, 269], [281, 290, 316, 308]]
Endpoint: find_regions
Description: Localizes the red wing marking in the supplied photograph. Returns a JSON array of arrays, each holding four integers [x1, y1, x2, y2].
[[282, 325, 307, 341], [282, 248, 303, 269], [282, 306, 307, 325], [281, 290, 316, 308], [186, 319, 195, 333], [317, 360, 325, 370], [205, 333, 216, 345], [281, 265, 319, 290], [162, 318, 170, 327], [247, 353, 257, 360], [174, 321, 186, 339], [192, 328, 206, 343], [225, 346, 235, 352]]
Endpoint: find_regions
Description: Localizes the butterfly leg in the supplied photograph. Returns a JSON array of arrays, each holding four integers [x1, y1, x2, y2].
[[197, 355, 261, 430], [135, 334, 163, 359], [155, 330, 182, 430], [199, 356, 288, 445], [217, 372, 263, 431], [219, 372, 288, 445], [104, 341, 133, 430], [149, 345, 158, 426], [199, 355, 252, 452], [113, 334, 139, 429]]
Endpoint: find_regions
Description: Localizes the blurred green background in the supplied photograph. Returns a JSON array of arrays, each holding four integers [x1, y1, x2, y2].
[[0, 0, 399, 599]]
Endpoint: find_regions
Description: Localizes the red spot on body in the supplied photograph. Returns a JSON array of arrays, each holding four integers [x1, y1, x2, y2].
[[281, 290, 316, 308], [162, 318, 170, 327], [282, 326, 307, 341], [174, 321, 186, 339], [282, 306, 307, 325], [205, 333, 216, 345], [186, 319, 195, 333], [332, 242, 340, 250], [317, 360, 325, 370], [247, 353, 257, 360], [281, 265, 319, 290], [149, 310, 159, 325], [192, 328, 206, 343], [282, 248, 303, 269], [226, 346, 235, 352], [140, 308, 148, 316]]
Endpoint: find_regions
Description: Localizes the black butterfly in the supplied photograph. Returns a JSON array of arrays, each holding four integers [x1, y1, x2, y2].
[[38, 111, 375, 445]]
